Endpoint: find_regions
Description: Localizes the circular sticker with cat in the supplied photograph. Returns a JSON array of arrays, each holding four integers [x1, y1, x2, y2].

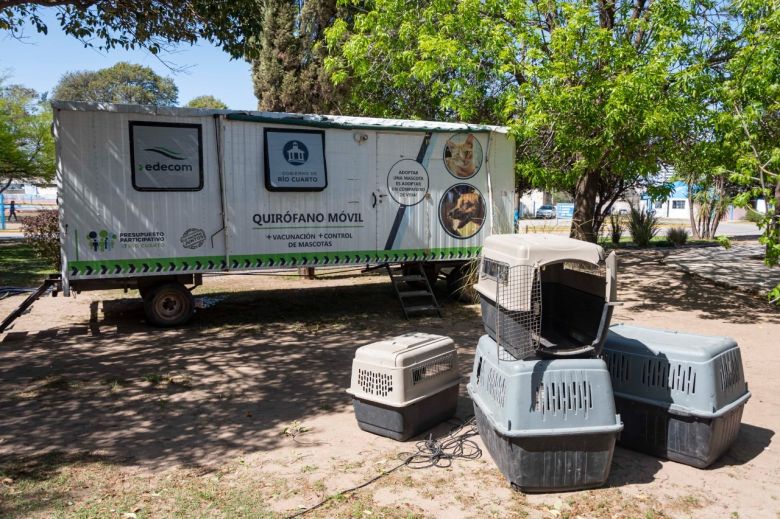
[[444, 133, 483, 179], [439, 184, 486, 239]]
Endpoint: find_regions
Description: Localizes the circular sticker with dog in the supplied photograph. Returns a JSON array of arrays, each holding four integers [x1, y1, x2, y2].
[[444, 133, 483, 179], [439, 184, 486, 239], [387, 159, 429, 206]]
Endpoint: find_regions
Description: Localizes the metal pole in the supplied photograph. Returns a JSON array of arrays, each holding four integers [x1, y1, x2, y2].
[[0, 193, 5, 230]]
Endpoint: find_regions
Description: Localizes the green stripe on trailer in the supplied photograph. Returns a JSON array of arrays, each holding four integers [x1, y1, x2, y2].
[[67, 247, 482, 277]]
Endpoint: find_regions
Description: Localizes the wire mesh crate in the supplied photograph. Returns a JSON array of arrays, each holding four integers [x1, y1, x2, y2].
[[603, 324, 751, 468], [467, 334, 623, 492], [475, 234, 617, 359], [347, 332, 460, 441]]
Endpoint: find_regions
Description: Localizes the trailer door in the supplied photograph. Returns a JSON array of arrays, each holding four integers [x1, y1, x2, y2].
[[375, 132, 435, 261]]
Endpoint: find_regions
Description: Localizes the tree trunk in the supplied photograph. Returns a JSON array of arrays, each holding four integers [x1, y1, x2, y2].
[[570, 169, 599, 242], [687, 182, 700, 239], [771, 177, 780, 263]]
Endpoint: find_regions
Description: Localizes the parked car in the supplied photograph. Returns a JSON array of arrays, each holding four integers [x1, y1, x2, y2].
[[536, 205, 556, 219]]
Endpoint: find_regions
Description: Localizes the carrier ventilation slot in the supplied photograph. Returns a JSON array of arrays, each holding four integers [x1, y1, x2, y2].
[[412, 353, 455, 385], [357, 369, 393, 397], [641, 359, 696, 394], [604, 351, 630, 382], [717, 349, 743, 392], [533, 381, 592, 415], [480, 366, 507, 407]]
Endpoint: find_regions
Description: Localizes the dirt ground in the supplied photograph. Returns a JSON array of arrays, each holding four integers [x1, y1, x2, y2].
[[0, 248, 778, 518]]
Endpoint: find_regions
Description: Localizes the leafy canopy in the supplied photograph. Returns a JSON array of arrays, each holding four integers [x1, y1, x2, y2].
[[185, 95, 228, 109], [52, 62, 178, 105], [0, 80, 55, 192], [0, 1, 266, 59], [327, 0, 728, 240]]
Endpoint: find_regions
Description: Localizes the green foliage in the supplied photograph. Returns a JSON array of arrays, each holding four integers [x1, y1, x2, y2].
[[0, 79, 55, 191], [327, 0, 730, 241], [716, 235, 732, 250], [609, 214, 624, 245], [716, 0, 779, 273], [744, 209, 764, 224], [628, 206, 659, 247], [252, 0, 350, 113], [52, 62, 178, 105], [769, 284, 780, 306], [185, 95, 228, 109], [666, 227, 689, 246], [21, 210, 61, 271], [0, 1, 265, 59]]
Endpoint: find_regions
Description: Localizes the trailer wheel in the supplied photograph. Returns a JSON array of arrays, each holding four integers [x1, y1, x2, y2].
[[143, 283, 195, 327]]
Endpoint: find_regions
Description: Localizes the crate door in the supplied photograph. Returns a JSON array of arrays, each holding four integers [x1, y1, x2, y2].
[[375, 132, 434, 261]]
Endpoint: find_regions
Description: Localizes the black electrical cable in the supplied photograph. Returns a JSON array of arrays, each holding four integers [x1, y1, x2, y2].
[[284, 417, 481, 519]]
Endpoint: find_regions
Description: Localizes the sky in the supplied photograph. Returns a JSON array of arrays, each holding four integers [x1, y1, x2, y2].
[[0, 10, 257, 109]]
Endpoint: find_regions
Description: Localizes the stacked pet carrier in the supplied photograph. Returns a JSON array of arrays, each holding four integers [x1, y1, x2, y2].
[[603, 324, 751, 468], [468, 234, 623, 491], [347, 333, 460, 441]]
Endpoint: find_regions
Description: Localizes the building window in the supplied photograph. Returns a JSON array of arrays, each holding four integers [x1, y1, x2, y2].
[[672, 200, 685, 210]]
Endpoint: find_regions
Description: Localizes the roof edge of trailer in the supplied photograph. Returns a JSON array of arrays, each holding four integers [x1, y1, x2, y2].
[[50, 101, 509, 134]]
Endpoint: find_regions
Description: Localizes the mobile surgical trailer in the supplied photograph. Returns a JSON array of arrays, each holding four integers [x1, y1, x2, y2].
[[47, 102, 515, 326]]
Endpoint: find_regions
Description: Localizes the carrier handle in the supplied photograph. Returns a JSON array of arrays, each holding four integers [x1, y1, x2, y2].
[[371, 192, 377, 208]]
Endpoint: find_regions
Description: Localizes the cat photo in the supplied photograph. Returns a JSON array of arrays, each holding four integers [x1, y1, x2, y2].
[[444, 134, 483, 179]]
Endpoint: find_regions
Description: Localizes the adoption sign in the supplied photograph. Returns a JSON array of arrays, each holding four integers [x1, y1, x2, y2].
[[130, 122, 203, 191], [264, 128, 327, 191]]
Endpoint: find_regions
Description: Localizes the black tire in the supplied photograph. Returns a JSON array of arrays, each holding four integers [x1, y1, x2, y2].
[[143, 282, 195, 327]]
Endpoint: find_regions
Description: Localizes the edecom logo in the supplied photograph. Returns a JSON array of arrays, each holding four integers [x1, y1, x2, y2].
[[130, 122, 203, 191]]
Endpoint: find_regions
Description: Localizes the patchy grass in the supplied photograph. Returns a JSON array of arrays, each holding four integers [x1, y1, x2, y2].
[[0, 453, 275, 519], [600, 235, 718, 250], [0, 240, 54, 287]]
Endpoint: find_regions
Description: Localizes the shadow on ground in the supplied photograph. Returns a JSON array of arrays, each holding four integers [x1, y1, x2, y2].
[[0, 280, 482, 472], [617, 250, 780, 324]]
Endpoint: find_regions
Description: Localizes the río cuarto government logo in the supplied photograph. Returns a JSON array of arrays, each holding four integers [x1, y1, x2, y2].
[[283, 140, 309, 165]]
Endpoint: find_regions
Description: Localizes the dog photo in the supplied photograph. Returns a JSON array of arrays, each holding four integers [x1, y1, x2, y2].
[[439, 184, 486, 239]]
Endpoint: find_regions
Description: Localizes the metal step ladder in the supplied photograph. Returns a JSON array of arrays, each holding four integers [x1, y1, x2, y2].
[[385, 263, 442, 319], [0, 276, 60, 333]]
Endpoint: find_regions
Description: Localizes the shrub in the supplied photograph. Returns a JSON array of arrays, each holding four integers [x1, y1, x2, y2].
[[21, 210, 60, 270], [716, 235, 732, 249], [608, 213, 623, 244], [745, 208, 764, 224], [628, 206, 659, 247], [666, 227, 688, 246]]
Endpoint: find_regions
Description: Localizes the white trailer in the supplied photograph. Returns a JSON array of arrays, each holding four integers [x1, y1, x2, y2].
[[52, 102, 515, 325]]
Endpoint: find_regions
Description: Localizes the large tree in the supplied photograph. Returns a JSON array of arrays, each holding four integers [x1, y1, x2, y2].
[[52, 62, 178, 105], [251, 0, 349, 113], [718, 0, 780, 302], [0, 1, 265, 59], [185, 95, 228, 109], [327, 0, 739, 241], [0, 80, 55, 193]]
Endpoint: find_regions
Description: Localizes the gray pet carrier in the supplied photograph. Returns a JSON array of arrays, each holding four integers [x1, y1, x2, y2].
[[347, 333, 459, 441], [474, 234, 617, 359], [467, 334, 623, 492], [603, 324, 751, 468]]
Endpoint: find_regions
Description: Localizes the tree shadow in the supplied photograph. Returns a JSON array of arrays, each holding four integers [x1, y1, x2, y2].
[[0, 280, 485, 474], [617, 251, 780, 324]]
